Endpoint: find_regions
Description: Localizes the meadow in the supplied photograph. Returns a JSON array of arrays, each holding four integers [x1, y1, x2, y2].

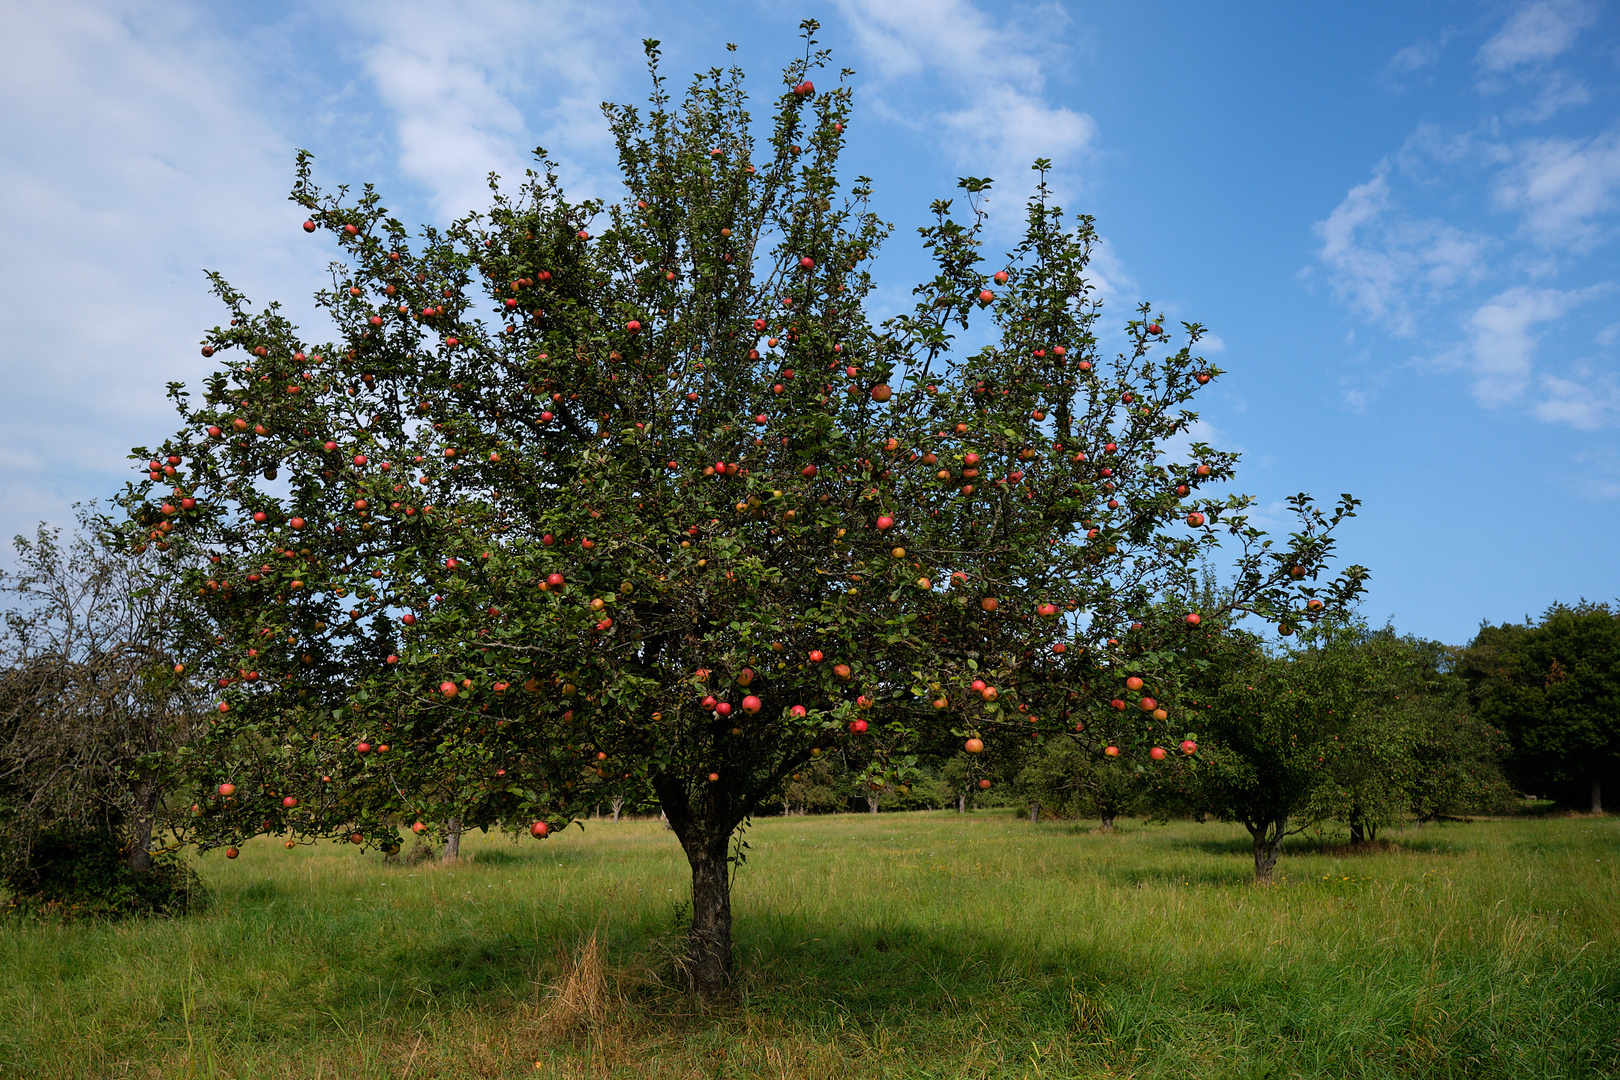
[[0, 810, 1615, 1079]]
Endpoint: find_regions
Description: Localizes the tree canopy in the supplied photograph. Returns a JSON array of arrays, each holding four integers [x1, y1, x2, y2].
[[1461, 602, 1620, 812]]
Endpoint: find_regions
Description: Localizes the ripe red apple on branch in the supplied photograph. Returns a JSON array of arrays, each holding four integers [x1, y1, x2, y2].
[[122, 24, 1365, 1003]]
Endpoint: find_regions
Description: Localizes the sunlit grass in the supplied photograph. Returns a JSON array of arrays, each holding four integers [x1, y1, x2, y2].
[[1, 811, 1616, 1078]]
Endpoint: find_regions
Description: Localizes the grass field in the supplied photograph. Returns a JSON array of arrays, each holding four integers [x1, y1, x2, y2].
[[1, 810, 1616, 1079]]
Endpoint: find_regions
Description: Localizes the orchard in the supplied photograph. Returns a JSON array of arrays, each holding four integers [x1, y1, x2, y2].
[[122, 26, 1366, 998]]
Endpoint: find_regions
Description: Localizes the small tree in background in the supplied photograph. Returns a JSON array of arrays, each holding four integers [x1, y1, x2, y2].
[[122, 26, 1364, 996], [0, 509, 206, 915], [1192, 625, 1372, 883]]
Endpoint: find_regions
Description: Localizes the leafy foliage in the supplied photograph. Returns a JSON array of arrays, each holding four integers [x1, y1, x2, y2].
[[0, 827, 204, 920], [1460, 601, 1620, 810]]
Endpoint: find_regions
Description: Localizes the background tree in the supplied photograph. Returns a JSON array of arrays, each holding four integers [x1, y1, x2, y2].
[[1019, 738, 1150, 830], [0, 509, 206, 914], [1192, 625, 1372, 883], [122, 28, 1364, 996], [1460, 602, 1619, 812]]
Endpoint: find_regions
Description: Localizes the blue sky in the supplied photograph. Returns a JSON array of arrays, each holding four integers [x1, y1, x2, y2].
[[1, 0, 1615, 645]]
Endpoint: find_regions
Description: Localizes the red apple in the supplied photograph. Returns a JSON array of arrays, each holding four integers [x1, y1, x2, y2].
[[1149, 746, 1167, 761], [964, 738, 984, 754], [741, 695, 762, 714], [849, 719, 868, 733], [225, 847, 239, 859], [1186, 512, 1205, 527], [1104, 745, 1120, 757], [356, 741, 371, 753], [876, 515, 894, 530], [218, 783, 236, 797], [808, 650, 824, 663], [282, 796, 297, 808], [440, 681, 458, 698], [303, 220, 316, 232], [1180, 740, 1197, 755], [977, 779, 991, 790], [530, 821, 549, 838], [1185, 613, 1201, 626]]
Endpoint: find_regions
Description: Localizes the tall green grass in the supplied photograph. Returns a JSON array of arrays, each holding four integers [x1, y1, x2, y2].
[[1, 811, 1615, 1078]]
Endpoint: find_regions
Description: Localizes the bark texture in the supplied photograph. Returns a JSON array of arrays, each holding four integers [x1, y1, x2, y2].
[[1249, 816, 1286, 884]]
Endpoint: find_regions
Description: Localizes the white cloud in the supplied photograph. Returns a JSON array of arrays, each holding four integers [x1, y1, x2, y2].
[[935, 84, 1097, 187], [0, 0, 328, 550], [1462, 285, 1602, 405], [1390, 39, 1440, 75], [1532, 371, 1618, 429], [1570, 448, 1620, 498], [1475, 0, 1597, 75], [343, 0, 644, 220], [1314, 164, 1491, 334], [834, 0, 1096, 193], [1493, 129, 1620, 250], [1506, 69, 1592, 123]]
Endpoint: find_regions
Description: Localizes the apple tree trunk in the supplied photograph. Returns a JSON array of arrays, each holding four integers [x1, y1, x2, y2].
[[441, 818, 462, 861], [1592, 779, 1603, 815], [1249, 817, 1286, 884], [1030, 803, 1041, 825], [654, 773, 753, 1000], [612, 796, 624, 823], [1100, 814, 1115, 832], [125, 778, 161, 872], [957, 792, 966, 814]]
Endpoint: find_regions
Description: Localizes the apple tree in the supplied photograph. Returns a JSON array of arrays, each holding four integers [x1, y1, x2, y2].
[[121, 27, 1365, 997]]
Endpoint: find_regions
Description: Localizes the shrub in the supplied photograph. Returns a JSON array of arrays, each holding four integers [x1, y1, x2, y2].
[[0, 827, 206, 920]]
